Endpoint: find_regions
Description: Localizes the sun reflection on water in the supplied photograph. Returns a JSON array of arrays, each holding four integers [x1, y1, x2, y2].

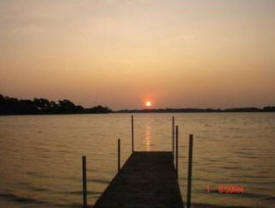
[[144, 122, 152, 151]]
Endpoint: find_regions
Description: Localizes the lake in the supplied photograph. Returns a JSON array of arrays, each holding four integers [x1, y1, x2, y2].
[[0, 113, 275, 208]]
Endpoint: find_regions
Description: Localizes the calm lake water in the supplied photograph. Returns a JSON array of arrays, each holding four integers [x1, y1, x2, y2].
[[0, 113, 275, 208]]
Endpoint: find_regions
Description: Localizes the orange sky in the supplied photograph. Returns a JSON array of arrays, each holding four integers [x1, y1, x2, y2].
[[0, 0, 275, 109]]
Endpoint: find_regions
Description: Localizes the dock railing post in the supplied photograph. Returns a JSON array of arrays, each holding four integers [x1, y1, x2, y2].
[[131, 115, 134, 153], [175, 125, 179, 177], [187, 134, 194, 208], [118, 139, 121, 172], [82, 156, 87, 208], [172, 116, 175, 155]]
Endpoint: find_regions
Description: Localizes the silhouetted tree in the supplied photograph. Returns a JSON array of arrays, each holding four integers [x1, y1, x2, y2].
[[85, 105, 112, 113], [0, 94, 112, 115], [263, 106, 275, 112]]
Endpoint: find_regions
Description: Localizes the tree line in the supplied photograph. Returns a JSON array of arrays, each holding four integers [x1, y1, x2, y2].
[[0, 94, 112, 115], [117, 106, 275, 113], [1, 94, 274, 115]]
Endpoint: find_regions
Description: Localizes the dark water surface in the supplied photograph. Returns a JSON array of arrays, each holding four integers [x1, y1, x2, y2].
[[0, 113, 275, 208]]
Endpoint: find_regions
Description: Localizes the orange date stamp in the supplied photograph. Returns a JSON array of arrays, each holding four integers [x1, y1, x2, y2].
[[206, 185, 244, 194]]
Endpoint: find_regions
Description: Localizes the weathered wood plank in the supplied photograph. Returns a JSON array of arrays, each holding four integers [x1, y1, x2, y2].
[[93, 151, 184, 208]]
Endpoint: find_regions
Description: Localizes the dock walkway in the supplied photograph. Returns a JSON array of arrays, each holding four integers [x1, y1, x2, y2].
[[93, 151, 184, 208]]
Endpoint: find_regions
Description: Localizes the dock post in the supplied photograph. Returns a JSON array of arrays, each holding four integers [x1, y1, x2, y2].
[[82, 156, 87, 208], [131, 115, 134, 153], [118, 139, 121, 172], [187, 134, 194, 208], [175, 125, 179, 177], [172, 116, 175, 155]]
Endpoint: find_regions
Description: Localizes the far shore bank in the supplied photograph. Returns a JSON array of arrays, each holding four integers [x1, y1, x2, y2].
[[1, 94, 274, 115], [1, 109, 275, 116]]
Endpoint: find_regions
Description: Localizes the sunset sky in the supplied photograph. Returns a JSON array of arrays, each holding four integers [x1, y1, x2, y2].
[[0, 0, 274, 109]]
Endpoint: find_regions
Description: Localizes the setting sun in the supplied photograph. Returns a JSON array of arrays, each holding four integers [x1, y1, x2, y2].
[[145, 101, 152, 107]]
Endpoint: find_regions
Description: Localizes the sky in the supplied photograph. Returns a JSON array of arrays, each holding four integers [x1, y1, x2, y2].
[[0, 0, 275, 109]]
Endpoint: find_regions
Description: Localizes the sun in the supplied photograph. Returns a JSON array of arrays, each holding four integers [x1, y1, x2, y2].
[[145, 101, 152, 107]]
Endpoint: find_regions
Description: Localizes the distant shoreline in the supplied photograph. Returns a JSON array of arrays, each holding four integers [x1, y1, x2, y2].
[[1, 110, 275, 116], [1, 94, 275, 115], [114, 107, 275, 113]]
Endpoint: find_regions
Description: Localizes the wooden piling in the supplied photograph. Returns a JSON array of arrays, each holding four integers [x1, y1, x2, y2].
[[118, 139, 121, 172], [186, 134, 193, 208], [175, 125, 179, 176], [172, 116, 175, 155], [131, 115, 134, 153], [82, 156, 87, 208]]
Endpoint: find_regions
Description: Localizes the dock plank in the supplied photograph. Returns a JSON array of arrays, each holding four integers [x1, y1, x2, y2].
[[93, 151, 184, 208]]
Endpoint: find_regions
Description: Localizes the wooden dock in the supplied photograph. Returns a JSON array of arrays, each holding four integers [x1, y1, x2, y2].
[[81, 116, 194, 208], [93, 151, 184, 208]]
